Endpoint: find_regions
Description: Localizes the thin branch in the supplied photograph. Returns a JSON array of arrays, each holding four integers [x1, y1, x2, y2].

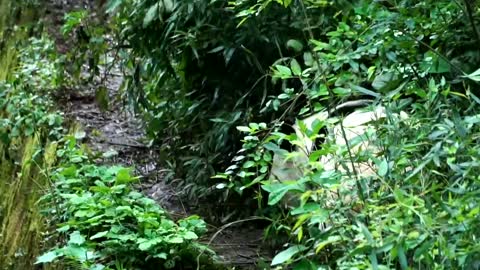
[[196, 216, 271, 270]]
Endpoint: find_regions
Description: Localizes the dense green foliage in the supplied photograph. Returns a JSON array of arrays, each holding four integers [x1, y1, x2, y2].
[[107, 0, 322, 198], [38, 136, 209, 269], [101, 0, 480, 268], [3, 0, 480, 268], [0, 31, 212, 269]]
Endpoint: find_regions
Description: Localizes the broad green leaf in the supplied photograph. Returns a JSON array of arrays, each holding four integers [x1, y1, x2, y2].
[[182, 231, 198, 240], [275, 65, 292, 77], [236, 126, 251, 132], [311, 170, 339, 187], [291, 203, 321, 215], [35, 250, 60, 264], [116, 168, 133, 184], [163, 0, 174, 12], [310, 39, 331, 51], [167, 236, 184, 244], [378, 159, 388, 177], [57, 225, 70, 232], [138, 238, 161, 251], [69, 231, 86, 245], [154, 252, 168, 259], [262, 182, 305, 205], [290, 59, 301, 76], [90, 264, 105, 270], [243, 160, 256, 168], [63, 246, 93, 262], [372, 73, 401, 92], [90, 231, 109, 240], [271, 245, 307, 266], [286, 39, 304, 52]]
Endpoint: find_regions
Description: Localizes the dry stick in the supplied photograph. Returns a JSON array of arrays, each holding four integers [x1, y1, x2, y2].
[[195, 216, 270, 270]]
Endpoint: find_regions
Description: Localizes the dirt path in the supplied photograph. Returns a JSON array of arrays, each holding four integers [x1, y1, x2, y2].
[[44, 1, 271, 268]]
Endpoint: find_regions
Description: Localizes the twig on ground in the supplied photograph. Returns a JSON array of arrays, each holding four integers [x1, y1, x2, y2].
[[196, 216, 271, 270]]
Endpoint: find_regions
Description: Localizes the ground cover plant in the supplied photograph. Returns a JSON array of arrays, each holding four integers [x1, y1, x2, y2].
[[37, 135, 210, 270], [0, 23, 214, 269]]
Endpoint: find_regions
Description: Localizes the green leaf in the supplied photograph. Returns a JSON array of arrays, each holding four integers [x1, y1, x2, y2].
[[274, 0, 292, 7], [143, 3, 159, 28], [35, 250, 60, 264], [154, 252, 168, 259], [271, 245, 307, 266], [286, 39, 304, 52], [372, 73, 401, 92], [290, 59, 301, 76], [182, 231, 198, 240], [74, 130, 86, 140], [378, 159, 388, 177], [138, 238, 161, 251], [243, 160, 256, 168], [315, 236, 341, 254], [463, 68, 480, 82], [291, 203, 321, 215], [90, 264, 106, 270], [236, 126, 251, 133], [116, 168, 133, 184], [69, 231, 86, 245], [163, 0, 174, 12], [63, 245, 93, 262], [90, 231, 109, 240], [262, 182, 305, 205], [275, 65, 292, 77], [106, 0, 123, 13], [167, 236, 184, 243], [310, 39, 331, 51], [350, 84, 380, 98], [57, 225, 70, 233]]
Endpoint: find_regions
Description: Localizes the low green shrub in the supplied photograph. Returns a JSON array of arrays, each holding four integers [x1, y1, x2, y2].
[[37, 137, 210, 269], [215, 0, 480, 268]]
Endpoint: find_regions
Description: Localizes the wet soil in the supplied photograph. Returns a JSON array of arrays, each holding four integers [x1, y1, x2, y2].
[[44, 1, 272, 268]]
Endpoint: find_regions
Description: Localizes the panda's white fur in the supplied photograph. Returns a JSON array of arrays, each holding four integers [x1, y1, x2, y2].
[[269, 104, 407, 207]]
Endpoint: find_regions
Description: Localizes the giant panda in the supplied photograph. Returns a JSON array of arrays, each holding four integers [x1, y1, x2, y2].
[[269, 99, 408, 208]]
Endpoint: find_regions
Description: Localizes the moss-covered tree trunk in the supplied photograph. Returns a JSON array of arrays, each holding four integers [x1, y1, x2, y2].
[[0, 1, 53, 268]]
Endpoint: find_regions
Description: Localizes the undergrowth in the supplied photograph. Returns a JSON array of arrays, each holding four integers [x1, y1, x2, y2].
[[0, 31, 216, 269], [101, 0, 480, 269], [37, 136, 211, 270], [4, 0, 480, 269]]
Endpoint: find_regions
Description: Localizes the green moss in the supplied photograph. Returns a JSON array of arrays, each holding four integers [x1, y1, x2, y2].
[[0, 1, 53, 268], [0, 134, 54, 269]]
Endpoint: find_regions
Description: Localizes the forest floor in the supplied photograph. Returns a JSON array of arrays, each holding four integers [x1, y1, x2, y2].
[[43, 0, 271, 268]]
